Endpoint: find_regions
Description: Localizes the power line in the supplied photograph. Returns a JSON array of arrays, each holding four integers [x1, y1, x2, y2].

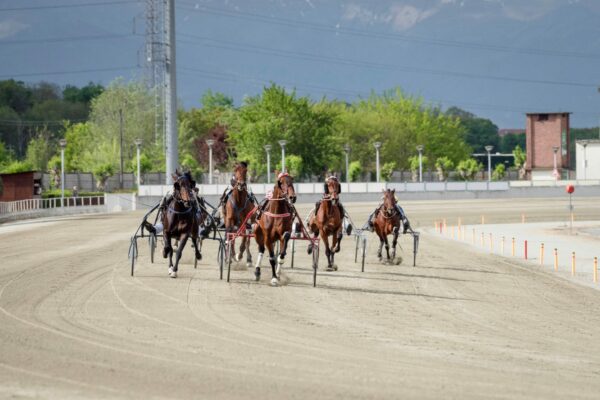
[[0, 66, 140, 79], [0, 33, 139, 45], [179, 34, 597, 88], [177, 2, 600, 60], [0, 0, 140, 12], [179, 65, 600, 116]]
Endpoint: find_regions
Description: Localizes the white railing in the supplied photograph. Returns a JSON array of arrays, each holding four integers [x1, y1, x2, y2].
[[0, 196, 105, 215]]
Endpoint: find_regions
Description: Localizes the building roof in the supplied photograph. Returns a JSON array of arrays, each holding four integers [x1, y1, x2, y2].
[[575, 139, 600, 145], [525, 112, 572, 115]]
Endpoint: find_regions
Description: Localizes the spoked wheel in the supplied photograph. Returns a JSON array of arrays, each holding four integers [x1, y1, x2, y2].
[[361, 236, 367, 272], [149, 232, 157, 264], [290, 239, 295, 268], [226, 239, 234, 282], [312, 243, 319, 287], [194, 238, 198, 270], [128, 237, 138, 276], [218, 241, 225, 280]]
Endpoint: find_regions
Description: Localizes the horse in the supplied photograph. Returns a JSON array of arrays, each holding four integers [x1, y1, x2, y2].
[[308, 176, 343, 271], [161, 170, 201, 278], [253, 172, 297, 286], [372, 189, 402, 262], [223, 161, 256, 267]]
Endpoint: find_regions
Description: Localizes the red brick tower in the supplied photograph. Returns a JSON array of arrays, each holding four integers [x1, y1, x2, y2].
[[525, 112, 570, 180]]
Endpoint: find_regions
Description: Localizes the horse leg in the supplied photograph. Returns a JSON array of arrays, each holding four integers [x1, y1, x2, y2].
[[171, 234, 189, 278], [322, 230, 333, 271], [163, 231, 173, 259], [192, 236, 201, 260], [392, 226, 399, 260], [268, 244, 279, 286], [335, 226, 343, 253], [245, 235, 253, 268], [384, 235, 391, 261], [276, 232, 291, 278], [377, 236, 384, 260], [330, 232, 338, 271], [254, 229, 265, 281]]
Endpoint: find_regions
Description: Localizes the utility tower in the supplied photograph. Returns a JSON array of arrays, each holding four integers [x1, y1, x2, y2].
[[145, 0, 177, 184]]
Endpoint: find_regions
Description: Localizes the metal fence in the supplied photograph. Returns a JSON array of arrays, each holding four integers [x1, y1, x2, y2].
[[0, 196, 105, 215]]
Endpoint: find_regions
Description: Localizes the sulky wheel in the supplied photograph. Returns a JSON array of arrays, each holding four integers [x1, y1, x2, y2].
[[312, 243, 319, 287], [149, 232, 157, 264], [129, 237, 138, 277], [226, 240, 234, 283], [361, 236, 367, 272], [218, 241, 225, 280]]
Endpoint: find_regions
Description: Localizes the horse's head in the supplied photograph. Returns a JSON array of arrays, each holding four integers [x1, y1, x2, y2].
[[382, 188, 397, 217], [325, 175, 341, 205], [277, 171, 296, 204], [172, 170, 194, 207], [232, 161, 248, 191]]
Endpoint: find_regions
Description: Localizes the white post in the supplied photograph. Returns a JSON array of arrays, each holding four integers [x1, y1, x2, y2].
[[59, 139, 67, 207], [206, 139, 215, 184], [416, 144, 424, 183], [344, 143, 351, 183], [552, 146, 559, 181], [374, 141, 381, 183], [164, 0, 178, 184], [485, 145, 493, 182], [264, 144, 272, 184], [278, 140, 287, 172], [583, 143, 588, 180], [135, 138, 142, 190]]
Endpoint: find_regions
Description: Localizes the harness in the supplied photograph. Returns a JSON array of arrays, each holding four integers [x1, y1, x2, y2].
[[227, 193, 251, 225]]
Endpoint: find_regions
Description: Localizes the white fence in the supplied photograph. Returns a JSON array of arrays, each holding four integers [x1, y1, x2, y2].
[[0, 196, 105, 215], [138, 181, 512, 197]]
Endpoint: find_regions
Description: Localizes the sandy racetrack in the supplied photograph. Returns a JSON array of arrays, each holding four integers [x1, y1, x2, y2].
[[1, 199, 600, 399]]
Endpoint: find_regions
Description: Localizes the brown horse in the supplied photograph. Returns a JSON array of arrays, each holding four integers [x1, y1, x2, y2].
[[223, 162, 256, 266], [308, 176, 343, 271], [162, 170, 201, 278], [253, 172, 297, 286], [372, 189, 401, 262]]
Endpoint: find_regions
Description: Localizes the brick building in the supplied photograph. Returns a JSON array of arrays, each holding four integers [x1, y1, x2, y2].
[[525, 112, 570, 180]]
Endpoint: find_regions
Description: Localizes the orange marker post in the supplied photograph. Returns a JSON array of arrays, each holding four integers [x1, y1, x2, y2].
[[524, 240, 528, 260], [501, 236, 505, 255], [571, 252, 576, 276], [511, 237, 515, 257], [554, 248, 558, 271], [594, 257, 598, 284], [540, 243, 544, 266]]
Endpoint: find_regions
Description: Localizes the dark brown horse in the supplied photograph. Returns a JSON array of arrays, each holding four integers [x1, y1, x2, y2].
[[223, 162, 256, 266], [372, 189, 401, 262], [162, 171, 201, 278], [253, 172, 297, 286], [308, 176, 343, 271]]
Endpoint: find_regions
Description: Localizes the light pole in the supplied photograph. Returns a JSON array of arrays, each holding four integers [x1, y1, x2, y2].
[[278, 140, 287, 172], [59, 139, 67, 207], [343, 143, 351, 183], [119, 108, 124, 189], [416, 145, 424, 183], [264, 144, 272, 184], [373, 142, 382, 183], [583, 143, 588, 180], [552, 146, 559, 180], [206, 139, 215, 184], [134, 138, 142, 190], [485, 145, 494, 182]]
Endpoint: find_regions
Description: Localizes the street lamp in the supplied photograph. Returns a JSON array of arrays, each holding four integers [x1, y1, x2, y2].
[[264, 144, 272, 184], [343, 143, 351, 183], [552, 146, 560, 180], [416, 145, 424, 183], [134, 139, 143, 190], [59, 139, 67, 206], [484, 145, 494, 182], [278, 140, 287, 172], [373, 141, 382, 183], [206, 139, 215, 184]]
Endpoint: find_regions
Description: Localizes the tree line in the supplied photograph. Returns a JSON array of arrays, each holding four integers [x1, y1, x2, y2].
[[0, 77, 559, 188]]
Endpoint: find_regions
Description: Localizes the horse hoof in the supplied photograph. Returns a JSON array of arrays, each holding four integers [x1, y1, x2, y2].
[[168, 267, 174, 276], [333, 264, 338, 271], [169, 267, 177, 278], [326, 266, 334, 272], [246, 261, 252, 268], [276, 264, 282, 278], [234, 253, 242, 262], [270, 277, 279, 286], [196, 252, 202, 260], [335, 247, 341, 253], [254, 268, 261, 281], [307, 245, 313, 255]]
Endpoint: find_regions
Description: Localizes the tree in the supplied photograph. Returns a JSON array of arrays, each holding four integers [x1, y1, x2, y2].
[[286, 155, 303, 177], [200, 90, 233, 109], [492, 163, 506, 181], [513, 145, 526, 180], [446, 106, 498, 153], [0, 79, 31, 114], [435, 156, 454, 181], [63, 82, 104, 104], [25, 127, 55, 171], [381, 161, 396, 182], [228, 84, 339, 180], [456, 159, 482, 181], [348, 161, 362, 182], [409, 155, 428, 182]]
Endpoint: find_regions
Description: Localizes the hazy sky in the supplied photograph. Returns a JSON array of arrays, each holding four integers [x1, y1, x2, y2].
[[1, 0, 600, 128]]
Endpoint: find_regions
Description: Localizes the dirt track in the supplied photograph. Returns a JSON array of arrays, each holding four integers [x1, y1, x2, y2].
[[1, 198, 600, 399]]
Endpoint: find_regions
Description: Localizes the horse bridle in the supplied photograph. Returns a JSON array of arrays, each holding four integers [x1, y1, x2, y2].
[[278, 177, 296, 205]]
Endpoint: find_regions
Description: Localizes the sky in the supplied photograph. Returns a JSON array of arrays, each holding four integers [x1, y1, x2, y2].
[[1, 0, 600, 129]]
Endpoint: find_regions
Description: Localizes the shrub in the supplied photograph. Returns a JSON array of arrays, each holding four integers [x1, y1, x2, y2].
[[286, 154, 303, 178], [381, 162, 396, 182], [435, 157, 454, 181], [349, 161, 362, 182], [492, 163, 506, 181], [456, 159, 482, 181], [93, 163, 115, 191]]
